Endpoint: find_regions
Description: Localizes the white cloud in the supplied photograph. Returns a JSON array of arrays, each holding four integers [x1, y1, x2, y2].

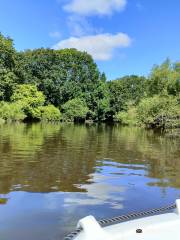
[[63, 0, 127, 16], [53, 32, 131, 60]]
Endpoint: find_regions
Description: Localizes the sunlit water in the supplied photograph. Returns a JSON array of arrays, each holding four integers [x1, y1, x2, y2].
[[0, 123, 179, 239]]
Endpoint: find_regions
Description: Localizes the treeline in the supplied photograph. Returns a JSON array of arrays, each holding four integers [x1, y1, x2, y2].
[[0, 33, 179, 128], [109, 66, 180, 129]]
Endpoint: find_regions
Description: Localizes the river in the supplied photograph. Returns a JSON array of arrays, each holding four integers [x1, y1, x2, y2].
[[0, 123, 179, 239]]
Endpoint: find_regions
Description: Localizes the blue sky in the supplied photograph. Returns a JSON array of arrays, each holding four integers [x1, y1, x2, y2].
[[0, 0, 180, 80]]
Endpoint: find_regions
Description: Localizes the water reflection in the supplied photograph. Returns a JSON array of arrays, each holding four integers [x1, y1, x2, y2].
[[0, 123, 179, 239], [0, 195, 8, 204], [63, 171, 125, 209]]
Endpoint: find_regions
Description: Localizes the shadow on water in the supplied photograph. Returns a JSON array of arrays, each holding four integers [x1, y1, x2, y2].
[[0, 123, 179, 239]]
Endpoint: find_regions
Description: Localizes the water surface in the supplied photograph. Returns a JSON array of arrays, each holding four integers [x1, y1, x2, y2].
[[0, 123, 180, 239]]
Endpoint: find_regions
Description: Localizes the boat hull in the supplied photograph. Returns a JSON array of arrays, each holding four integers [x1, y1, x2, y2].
[[73, 200, 180, 240]]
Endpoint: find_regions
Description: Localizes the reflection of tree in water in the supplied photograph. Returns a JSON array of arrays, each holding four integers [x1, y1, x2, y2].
[[0, 123, 179, 195], [111, 126, 180, 188], [0, 194, 8, 204], [0, 123, 62, 193], [0, 123, 97, 193]]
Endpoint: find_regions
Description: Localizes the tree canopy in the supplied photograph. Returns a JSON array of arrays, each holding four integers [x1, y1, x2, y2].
[[0, 32, 179, 128]]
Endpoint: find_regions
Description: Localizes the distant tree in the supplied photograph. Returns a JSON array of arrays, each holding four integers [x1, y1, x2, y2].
[[100, 72, 106, 82]]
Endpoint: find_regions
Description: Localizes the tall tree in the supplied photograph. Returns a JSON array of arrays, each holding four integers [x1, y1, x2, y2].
[[148, 59, 179, 96], [0, 33, 18, 101], [109, 75, 147, 116], [18, 48, 109, 120]]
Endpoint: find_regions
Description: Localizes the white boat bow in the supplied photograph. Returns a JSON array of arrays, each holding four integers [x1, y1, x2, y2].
[[65, 199, 180, 240]]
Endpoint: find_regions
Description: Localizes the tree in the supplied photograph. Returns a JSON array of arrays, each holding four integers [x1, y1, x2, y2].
[[62, 98, 89, 122], [40, 105, 61, 121], [137, 95, 180, 129], [0, 101, 25, 121], [18, 48, 101, 106], [0, 33, 16, 69], [0, 69, 17, 101], [171, 61, 180, 96], [87, 80, 110, 121], [114, 107, 138, 126], [17, 48, 110, 121], [148, 59, 180, 96], [11, 84, 45, 119], [108, 75, 147, 118], [0, 33, 19, 101]]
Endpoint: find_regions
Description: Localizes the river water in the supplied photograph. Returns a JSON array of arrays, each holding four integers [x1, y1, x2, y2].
[[0, 123, 179, 239]]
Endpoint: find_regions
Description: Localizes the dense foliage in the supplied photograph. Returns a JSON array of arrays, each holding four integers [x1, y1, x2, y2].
[[0, 33, 19, 101], [0, 33, 179, 128], [17, 48, 109, 121], [62, 98, 89, 122], [11, 84, 45, 119], [108, 75, 147, 117], [0, 101, 25, 121], [137, 95, 180, 129], [110, 60, 180, 129], [40, 105, 62, 122], [114, 107, 138, 126]]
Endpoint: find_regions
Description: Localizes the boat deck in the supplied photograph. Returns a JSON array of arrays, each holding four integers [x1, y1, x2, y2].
[[73, 200, 180, 240]]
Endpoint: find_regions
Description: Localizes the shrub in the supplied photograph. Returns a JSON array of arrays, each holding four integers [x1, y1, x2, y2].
[[62, 98, 89, 122], [114, 107, 138, 125], [11, 84, 45, 119], [0, 101, 26, 121], [40, 105, 61, 121], [137, 95, 180, 129], [0, 118, 5, 124]]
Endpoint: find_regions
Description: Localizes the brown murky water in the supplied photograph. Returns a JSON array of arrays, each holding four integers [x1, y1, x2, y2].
[[0, 123, 179, 239]]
